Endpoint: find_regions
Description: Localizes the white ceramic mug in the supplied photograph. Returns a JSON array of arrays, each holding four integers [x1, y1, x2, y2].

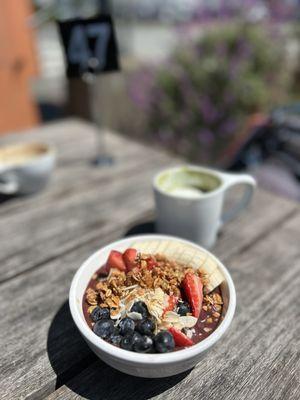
[[153, 165, 256, 248], [0, 142, 56, 195]]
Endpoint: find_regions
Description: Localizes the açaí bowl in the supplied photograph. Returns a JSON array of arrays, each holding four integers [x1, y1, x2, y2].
[[69, 234, 236, 378]]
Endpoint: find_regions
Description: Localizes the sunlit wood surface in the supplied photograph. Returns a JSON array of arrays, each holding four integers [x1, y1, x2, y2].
[[0, 119, 299, 399]]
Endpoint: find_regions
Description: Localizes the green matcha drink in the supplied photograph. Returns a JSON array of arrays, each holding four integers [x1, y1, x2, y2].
[[157, 167, 221, 198]]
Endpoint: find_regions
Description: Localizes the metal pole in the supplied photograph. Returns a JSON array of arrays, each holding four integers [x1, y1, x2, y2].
[[82, 65, 114, 166], [98, 0, 112, 15]]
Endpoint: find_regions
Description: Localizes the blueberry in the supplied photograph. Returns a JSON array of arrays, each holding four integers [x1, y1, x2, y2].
[[93, 319, 114, 338], [133, 335, 154, 353], [119, 317, 135, 336], [130, 301, 149, 318], [177, 301, 191, 316], [120, 332, 143, 351], [132, 332, 142, 347], [109, 333, 122, 346], [90, 306, 110, 322], [136, 318, 155, 335], [120, 335, 133, 351], [154, 331, 175, 353]]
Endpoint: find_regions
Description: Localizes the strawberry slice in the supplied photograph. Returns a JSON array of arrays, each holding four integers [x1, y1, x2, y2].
[[182, 272, 203, 318], [163, 295, 178, 315], [106, 250, 126, 272], [146, 257, 157, 270], [122, 248, 138, 271], [169, 327, 194, 347]]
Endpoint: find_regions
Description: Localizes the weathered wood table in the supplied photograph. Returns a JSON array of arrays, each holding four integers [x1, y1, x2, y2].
[[0, 119, 299, 400]]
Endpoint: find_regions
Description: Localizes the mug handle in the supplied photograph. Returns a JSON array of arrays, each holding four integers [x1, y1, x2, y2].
[[0, 172, 19, 195], [220, 172, 256, 225]]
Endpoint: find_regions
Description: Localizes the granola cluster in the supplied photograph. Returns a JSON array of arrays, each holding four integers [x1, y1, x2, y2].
[[126, 253, 195, 296], [200, 293, 223, 332], [86, 253, 198, 316], [204, 292, 223, 313], [96, 270, 125, 309]]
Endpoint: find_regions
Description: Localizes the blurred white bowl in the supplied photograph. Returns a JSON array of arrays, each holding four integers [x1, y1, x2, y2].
[[0, 142, 55, 195]]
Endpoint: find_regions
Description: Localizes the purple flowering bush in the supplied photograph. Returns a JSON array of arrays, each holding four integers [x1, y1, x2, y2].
[[129, 23, 290, 164]]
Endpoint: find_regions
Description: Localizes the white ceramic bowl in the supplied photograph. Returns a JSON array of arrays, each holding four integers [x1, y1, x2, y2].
[[69, 234, 236, 378]]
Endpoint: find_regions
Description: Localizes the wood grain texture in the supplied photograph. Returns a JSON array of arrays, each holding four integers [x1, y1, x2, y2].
[[46, 213, 300, 400], [0, 120, 299, 400], [0, 120, 179, 282]]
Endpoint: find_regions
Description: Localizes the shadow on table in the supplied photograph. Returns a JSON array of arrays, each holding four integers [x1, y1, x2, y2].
[[47, 300, 190, 400], [0, 193, 17, 204], [0, 192, 43, 205], [124, 220, 224, 241], [124, 220, 156, 237]]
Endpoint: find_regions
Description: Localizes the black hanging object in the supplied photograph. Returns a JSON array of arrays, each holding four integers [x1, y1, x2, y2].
[[58, 15, 119, 78]]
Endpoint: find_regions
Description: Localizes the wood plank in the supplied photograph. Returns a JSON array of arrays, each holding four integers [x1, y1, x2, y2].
[[0, 119, 169, 215], [0, 122, 297, 279], [0, 119, 182, 282], [45, 212, 300, 400], [1, 224, 173, 400], [0, 121, 299, 399], [213, 188, 299, 258], [0, 154, 178, 282], [0, 209, 298, 400], [0, 118, 172, 168], [0, 134, 174, 220], [0, 181, 297, 284], [1, 121, 297, 284]]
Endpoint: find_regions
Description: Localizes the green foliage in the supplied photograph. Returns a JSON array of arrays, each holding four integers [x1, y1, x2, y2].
[[131, 23, 291, 164]]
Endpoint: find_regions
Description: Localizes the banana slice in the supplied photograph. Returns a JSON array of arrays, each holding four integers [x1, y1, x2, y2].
[[130, 239, 224, 293]]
